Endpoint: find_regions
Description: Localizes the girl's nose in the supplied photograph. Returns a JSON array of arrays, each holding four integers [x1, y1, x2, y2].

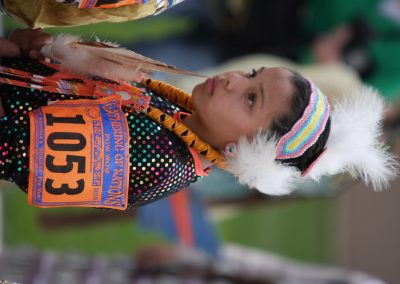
[[224, 72, 246, 92]]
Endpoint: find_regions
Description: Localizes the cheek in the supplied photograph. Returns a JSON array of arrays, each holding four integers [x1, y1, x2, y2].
[[206, 107, 252, 139], [192, 88, 255, 137], [208, 95, 245, 124]]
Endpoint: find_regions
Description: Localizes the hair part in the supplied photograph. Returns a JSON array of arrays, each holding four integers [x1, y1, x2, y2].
[[270, 70, 331, 173]]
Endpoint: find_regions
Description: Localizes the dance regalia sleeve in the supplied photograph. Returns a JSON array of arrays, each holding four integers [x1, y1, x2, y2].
[[0, 57, 202, 209], [1, 0, 184, 28]]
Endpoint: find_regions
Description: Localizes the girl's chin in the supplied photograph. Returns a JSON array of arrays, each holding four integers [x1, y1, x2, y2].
[[192, 82, 205, 96], [192, 85, 207, 104]]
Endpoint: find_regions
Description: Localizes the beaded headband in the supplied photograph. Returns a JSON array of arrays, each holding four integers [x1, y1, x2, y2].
[[276, 81, 330, 160]]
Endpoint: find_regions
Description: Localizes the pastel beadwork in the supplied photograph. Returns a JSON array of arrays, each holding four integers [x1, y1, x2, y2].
[[276, 81, 330, 160]]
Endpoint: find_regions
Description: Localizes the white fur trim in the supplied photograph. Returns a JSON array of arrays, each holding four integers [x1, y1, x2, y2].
[[227, 86, 398, 195], [307, 86, 398, 191], [226, 132, 301, 195]]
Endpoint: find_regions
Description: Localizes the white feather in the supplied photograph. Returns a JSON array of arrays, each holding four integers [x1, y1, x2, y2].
[[227, 132, 301, 195], [40, 34, 205, 81], [307, 86, 398, 190], [41, 34, 142, 81]]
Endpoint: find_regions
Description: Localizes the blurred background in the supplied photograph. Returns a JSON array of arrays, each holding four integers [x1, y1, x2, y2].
[[1, 0, 400, 283]]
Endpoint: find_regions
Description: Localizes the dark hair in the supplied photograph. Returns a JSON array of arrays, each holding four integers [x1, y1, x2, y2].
[[270, 70, 331, 173]]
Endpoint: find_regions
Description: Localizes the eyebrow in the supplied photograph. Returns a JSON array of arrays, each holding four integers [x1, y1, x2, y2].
[[258, 67, 266, 110]]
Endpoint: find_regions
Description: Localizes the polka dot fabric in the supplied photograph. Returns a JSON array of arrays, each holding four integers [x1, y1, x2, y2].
[[0, 58, 201, 209]]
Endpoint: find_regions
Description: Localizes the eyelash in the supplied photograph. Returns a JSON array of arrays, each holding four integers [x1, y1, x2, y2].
[[248, 93, 256, 107], [246, 69, 257, 107], [248, 68, 257, 79]]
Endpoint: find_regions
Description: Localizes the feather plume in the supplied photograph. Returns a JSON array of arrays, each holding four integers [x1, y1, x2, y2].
[[40, 34, 206, 81], [227, 132, 301, 195], [307, 86, 398, 191]]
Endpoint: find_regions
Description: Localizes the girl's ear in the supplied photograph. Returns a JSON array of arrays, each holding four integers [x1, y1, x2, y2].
[[223, 142, 238, 157]]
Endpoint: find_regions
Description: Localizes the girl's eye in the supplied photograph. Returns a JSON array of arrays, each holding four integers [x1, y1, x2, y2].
[[248, 93, 256, 107], [247, 68, 257, 79]]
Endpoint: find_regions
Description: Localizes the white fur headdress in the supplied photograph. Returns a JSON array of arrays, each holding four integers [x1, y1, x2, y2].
[[226, 86, 398, 195]]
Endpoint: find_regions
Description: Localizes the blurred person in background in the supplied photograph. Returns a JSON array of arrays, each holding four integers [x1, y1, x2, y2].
[[300, 0, 400, 102]]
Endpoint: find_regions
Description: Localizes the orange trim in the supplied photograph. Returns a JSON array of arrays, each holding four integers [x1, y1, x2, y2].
[[78, 0, 139, 9], [188, 148, 211, 177], [99, 0, 138, 9], [174, 112, 210, 177], [41, 61, 95, 87], [79, 0, 89, 8]]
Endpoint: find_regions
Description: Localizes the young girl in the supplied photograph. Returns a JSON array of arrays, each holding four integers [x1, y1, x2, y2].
[[0, 0, 183, 28], [0, 29, 397, 210]]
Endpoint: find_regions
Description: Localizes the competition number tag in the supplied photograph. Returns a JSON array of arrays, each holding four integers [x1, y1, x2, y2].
[[28, 96, 130, 210]]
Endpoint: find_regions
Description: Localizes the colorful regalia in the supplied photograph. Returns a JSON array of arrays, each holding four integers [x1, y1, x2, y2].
[[0, 57, 217, 209]]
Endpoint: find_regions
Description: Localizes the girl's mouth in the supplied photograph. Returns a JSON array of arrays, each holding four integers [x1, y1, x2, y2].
[[206, 76, 216, 95]]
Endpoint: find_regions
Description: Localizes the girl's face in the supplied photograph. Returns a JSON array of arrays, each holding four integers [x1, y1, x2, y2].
[[190, 67, 295, 149]]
